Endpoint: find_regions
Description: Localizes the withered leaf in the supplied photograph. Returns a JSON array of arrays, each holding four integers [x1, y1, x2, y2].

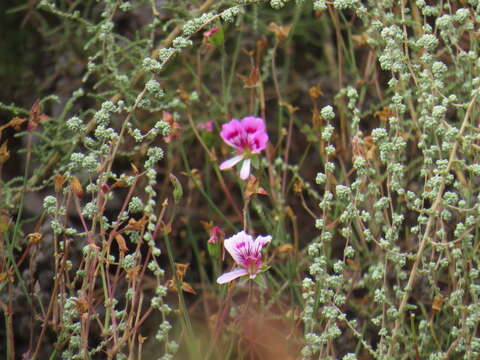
[[27, 232, 42, 245], [238, 67, 260, 88], [0, 141, 10, 164], [8, 117, 27, 130], [375, 106, 394, 122], [72, 298, 89, 314], [277, 244, 294, 254], [432, 295, 444, 312], [308, 84, 324, 100], [138, 335, 147, 344], [163, 111, 181, 143], [115, 233, 129, 253], [53, 174, 66, 193], [123, 215, 149, 232], [181, 282, 196, 294], [351, 33, 370, 46], [244, 176, 268, 201], [126, 265, 142, 280], [293, 179, 303, 194], [267, 22, 292, 42], [0, 273, 9, 282], [279, 101, 299, 115], [175, 263, 189, 280], [131, 163, 139, 174], [70, 176, 84, 198], [346, 259, 361, 272]]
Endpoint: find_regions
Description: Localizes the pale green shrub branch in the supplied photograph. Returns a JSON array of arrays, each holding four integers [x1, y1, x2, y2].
[[388, 90, 480, 356]]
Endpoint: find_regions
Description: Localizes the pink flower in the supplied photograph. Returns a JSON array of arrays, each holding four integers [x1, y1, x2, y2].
[[219, 116, 269, 180], [208, 225, 223, 244], [203, 27, 219, 38], [198, 120, 214, 132], [216, 231, 271, 284]]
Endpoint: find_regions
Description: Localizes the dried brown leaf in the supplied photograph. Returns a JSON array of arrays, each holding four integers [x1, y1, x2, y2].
[[277, 244, 294, 254], [115, 233, 129, 253], [238, 67, 260, 88], [181, 282, 196, 294], [70, 176, 84, 198], [432, 295, 444, 312], [27, 232, 42, 245], [0, 141, 10, 164], [308, 84, 324, 100], [267, 22, 292, 42], [123, 215, 149, 232], [53, 174, 66, 193]]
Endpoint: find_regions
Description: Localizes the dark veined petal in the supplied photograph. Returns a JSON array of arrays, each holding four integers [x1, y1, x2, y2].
[[241, 116, 266, 134], [250, 131, 269, 153], [223, 231, 254, 267], [220, 119, 243, 149]]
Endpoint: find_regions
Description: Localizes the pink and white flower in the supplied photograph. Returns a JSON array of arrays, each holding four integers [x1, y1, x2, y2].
[[219, 116, 269, 180], [216, 231, 272, 284]]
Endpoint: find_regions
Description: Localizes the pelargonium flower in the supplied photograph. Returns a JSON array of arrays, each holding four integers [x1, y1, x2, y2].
[[197, 120, 214, 132], [217, 231, 271, 284], [203, 27, 219, 38], [208, 225, 223, 244], [219, 116, 269, 180]]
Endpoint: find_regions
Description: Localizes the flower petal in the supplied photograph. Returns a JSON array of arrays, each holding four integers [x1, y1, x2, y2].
[[217, 268, 249, 284], [239, 158, 251, 180], [220, 155, 243, 170], [220, 119, 243, 148], [250, 131, 269, 153], [224, 231, 254, 266], [255, 235, 272, 247], [254, 235, 272, 253], [241, 116, 266, 134]]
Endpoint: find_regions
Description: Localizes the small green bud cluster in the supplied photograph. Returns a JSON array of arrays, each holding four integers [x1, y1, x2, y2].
[[172, 36, 193, 49], [333, 0, 359, 10], [66, 116, 86, 133], [144, 147, 164, 169], [313, 0, 327, 11], [145, 79, 165, 99], [270, 0, 288, 9], [143, 57, 163, 73], [220, 6, 243, 23], [182, 12, 215, 36]]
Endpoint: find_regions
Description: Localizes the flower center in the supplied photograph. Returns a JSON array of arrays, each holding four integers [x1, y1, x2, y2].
[[243, 256, 259, 275]]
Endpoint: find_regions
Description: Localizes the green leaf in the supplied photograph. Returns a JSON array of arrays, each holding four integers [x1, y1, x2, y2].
[[209, 26, 224, 47], [252, 273, 268, 288], [169, 173, 183, 203], [207, 241, 220, 258], [251, 154, 260, 169]]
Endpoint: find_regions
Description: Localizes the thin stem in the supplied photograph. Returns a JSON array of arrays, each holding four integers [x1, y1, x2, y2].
[[185, 110, 243, 220], [163, 231, 196, 357], [281, 112, 294, 197], [178, 142, 237, 231], [7, 132, 34, 307]]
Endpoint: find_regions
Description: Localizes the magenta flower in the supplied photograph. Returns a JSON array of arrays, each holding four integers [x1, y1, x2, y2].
[[219, 116, 269, 180], [208, 225, 223, 244], [203, 27, 219, 38], [216, 231, 271, 284], [198, 120, 214, 132]]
